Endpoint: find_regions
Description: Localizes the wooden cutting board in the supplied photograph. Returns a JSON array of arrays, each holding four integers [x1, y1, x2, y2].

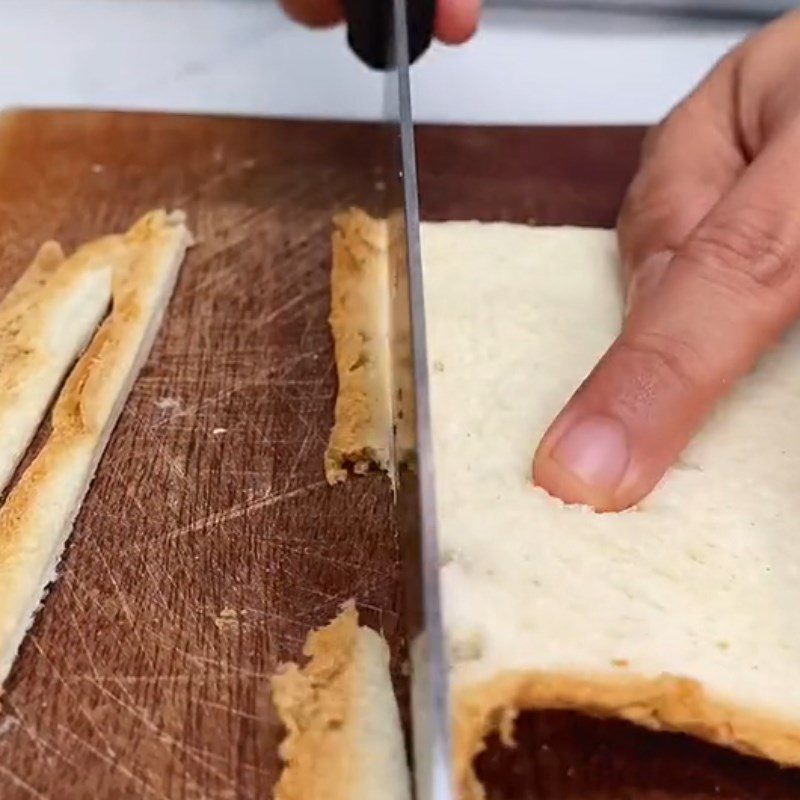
[[0, 110, 797, 800]]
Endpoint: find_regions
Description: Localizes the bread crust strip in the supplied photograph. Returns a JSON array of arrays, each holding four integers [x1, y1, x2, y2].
[[0, 237, 115, 492], [325, 209, 394, 484], [272, 603, 411, 800], [0, 210, 192, 685]]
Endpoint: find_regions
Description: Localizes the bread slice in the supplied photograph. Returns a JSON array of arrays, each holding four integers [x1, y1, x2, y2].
[[0, 238, 114, 491], [271, 603, 411, 800], [0, 210, 192, 686], [328, 210, 800, 799]]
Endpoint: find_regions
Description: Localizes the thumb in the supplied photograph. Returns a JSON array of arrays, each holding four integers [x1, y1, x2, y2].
[[532, 127, 800, 512], [279, 0, 342, 27], [435, 0, 480, 43]]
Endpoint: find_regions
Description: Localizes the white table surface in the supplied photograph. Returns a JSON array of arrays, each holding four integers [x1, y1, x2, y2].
[[0, 0, 759, 124]]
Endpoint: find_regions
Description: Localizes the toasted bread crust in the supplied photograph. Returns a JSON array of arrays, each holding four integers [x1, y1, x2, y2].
[[325, 209, 393, 484], [453, 671, 800, 799], [271, 605, 362, 800], [0, 210, 192, 686], [0, 236, 115, 491], [271, 603, 411, 800]]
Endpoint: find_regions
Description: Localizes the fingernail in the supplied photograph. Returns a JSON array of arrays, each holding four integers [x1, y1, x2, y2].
[[550, 414, 630, 494]]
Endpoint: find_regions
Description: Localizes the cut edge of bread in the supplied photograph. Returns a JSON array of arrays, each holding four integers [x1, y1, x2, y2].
[[0, 209, 192, 687], [453, 671, 800, 800], [453, 669, 800, 799], [325, 209, 393, 484], [271, 602, 411, 800]]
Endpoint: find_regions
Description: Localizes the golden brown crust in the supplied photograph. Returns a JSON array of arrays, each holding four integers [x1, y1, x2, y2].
[[53, 210, 189, 436], [325, 209, 393, 484], [0, 240, 67, 396], [272, 602, 411, 800], [271, 603, 362, 800], [1, 240, 65, 310], [0, 209, 191, 686], [452, 671, 800, 800], [0, 236, 116, 492]]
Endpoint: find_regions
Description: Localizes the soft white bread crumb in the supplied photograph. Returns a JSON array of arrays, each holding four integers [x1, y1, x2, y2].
[[420, 221, 800, 797]]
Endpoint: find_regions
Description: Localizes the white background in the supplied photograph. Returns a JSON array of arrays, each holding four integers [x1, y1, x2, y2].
[[0, 0, 761, 124]]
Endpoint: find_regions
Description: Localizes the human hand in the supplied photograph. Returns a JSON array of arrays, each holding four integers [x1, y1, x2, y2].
[[278, 0, 479, 44], [533, 11, 800, 512]]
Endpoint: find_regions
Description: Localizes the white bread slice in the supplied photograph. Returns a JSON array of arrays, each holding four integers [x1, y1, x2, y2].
[[422, 221, 800, 798], [327, 211, 800, 799], [0, 210, 192, 686], [271, 603, 411, 800], [0, 238, 114, 491]]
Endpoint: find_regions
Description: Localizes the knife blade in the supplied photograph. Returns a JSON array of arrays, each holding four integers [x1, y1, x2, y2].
[[343, 3, 454, 799]]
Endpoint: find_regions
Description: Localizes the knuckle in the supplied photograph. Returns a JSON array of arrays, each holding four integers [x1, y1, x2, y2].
[[621, 178, 673, 224], [617, 186, 674, 272], [641, 99, 696, 158], [683, 208, 796, 296], [640, 120, 666, 160], [641, 107, 682, 157], [616, 331, 707, 406]]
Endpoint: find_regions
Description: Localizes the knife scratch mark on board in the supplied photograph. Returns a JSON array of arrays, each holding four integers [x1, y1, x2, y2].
[[58, 729, 169, 800], [0, 764, 50, 800], [138, 561, 177, 617], [26, 631, 118, 762], [72, 673, 191, 686], [155, 447, 188, 485], [200, 699, 259, 722], [90, 546, 145, 641], [62, 585, 104, 680], [10, 707, 68, 764], [100, 455, 149, 515], [8, 641, 126, 786], [264, 285, 326, 325], [88, 681, 237, 793], [146, 382, 268, 431], [121, 626, 274, 679], [164, 481, 326, 542], [268, 542, 387, 578]]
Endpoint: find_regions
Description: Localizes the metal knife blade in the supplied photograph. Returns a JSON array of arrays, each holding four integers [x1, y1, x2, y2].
[[342, 3, 454, 798], [382, 3, 454, 800]]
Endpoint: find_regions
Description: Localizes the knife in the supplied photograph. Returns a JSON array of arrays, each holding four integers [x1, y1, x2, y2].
[[342, 3, 454, 799]]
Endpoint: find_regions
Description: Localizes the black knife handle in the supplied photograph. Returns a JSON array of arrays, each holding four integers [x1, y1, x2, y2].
[[343, 0, 435, 70]]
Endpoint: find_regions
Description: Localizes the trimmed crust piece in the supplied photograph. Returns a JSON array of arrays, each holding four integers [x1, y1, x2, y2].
[[0, 210, 192, 686], [272, 603, 411, 800], [0, 238, 113, 491], [325, 209, 393, 484]]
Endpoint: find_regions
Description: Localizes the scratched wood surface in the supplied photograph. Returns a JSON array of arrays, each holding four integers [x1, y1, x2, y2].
[[0, 111, 796, 800]]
